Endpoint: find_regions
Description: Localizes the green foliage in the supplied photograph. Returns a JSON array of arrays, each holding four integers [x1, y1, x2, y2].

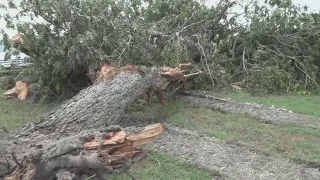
[[238, 0, 320, 95], [0, 0, 235, 95], [2, 0, 320, 95], [245, 65, 292, 95], [0, 69, 19, 77]]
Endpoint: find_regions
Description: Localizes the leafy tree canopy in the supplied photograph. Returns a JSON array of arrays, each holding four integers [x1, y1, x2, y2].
[[1, 0, 320, 97]]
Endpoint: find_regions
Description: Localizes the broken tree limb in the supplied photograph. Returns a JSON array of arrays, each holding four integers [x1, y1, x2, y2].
[[89, 62, 201, 107], [3, 81, 29, 100], [4, 123, 163, 180], [0, 67, 163, 178], [155, 63, 202, 104]]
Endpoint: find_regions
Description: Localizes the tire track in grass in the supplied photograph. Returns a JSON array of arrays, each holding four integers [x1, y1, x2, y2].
[[152, 124, 320, 180]]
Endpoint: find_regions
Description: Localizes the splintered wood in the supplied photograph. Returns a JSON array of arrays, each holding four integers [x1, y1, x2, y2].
[[94, 64, 117, 84], [11, 33, 24, 48], [83, 123, 163, 171], [159, 62, 196, 90], [4, 123, 163, 180], [83, 123, 163, 168], [3, 81, 28, 100], [93, 64, 140, 85], [155, 63, 201, 106], [90, 62, 201, 106]]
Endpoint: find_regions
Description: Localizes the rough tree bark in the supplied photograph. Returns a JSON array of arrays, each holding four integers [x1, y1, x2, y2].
[[0, 67, 163, 179]]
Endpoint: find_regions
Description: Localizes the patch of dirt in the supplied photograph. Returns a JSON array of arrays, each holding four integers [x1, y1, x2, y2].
[[177, 91, 320, 129], [152, 123, 320, 180]]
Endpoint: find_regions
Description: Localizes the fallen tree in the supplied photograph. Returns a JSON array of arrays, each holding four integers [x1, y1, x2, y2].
[[0, 67, 165, 179]]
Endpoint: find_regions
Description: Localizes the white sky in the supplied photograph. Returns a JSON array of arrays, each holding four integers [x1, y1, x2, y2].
[[0, 0, 320, 38]]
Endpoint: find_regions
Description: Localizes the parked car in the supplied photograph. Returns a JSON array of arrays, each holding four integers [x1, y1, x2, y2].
[[0, 44, 31, 68], [0, 44, 10, 68]]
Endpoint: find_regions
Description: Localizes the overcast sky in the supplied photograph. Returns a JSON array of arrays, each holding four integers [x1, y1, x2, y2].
[[0, 0, 320, 37]]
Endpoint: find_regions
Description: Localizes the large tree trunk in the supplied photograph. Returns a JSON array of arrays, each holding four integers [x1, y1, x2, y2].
[[0, 68, 163, 179]]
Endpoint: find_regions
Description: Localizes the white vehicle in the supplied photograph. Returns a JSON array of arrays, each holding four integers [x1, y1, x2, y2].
[[0, 44, 31, 68]]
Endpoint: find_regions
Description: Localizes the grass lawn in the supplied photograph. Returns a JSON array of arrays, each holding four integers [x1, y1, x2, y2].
[[108, 151, 215, 180], [138, 101, 320, 166], [0, 96, 215, 180], [0, 97, 51, 131], [2, 89, 320, 177], [228, 92, 320, 117]]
